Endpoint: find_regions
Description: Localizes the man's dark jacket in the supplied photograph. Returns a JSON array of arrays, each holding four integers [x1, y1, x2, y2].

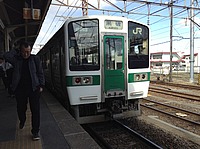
[[3, 49, 45, 92]]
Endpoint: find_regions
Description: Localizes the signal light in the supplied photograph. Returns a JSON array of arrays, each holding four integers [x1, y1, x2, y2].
[[142, 74, 146, 79], [74, 77, 81, 85]]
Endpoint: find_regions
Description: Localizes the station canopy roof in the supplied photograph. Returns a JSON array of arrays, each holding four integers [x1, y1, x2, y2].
[[0, 0, 51, 47]]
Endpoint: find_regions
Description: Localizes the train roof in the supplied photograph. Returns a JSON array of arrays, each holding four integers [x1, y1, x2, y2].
[[65, 15, 148, 27]]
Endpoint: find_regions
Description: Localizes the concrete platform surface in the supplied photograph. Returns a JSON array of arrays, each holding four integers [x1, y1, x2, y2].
[[0, 85, 100, 149]]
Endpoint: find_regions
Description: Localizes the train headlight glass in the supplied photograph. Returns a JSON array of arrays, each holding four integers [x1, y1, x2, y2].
[[135, 74, 140, 81], [82, 76, 93, 85]]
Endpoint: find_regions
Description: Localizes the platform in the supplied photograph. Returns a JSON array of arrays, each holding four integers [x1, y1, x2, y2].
[[0, 82, 100, 149]]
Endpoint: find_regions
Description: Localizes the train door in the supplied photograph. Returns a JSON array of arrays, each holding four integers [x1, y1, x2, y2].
[[103, 35, 125, 97]]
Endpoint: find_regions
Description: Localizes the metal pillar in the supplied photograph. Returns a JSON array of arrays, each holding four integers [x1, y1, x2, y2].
[[190, 0, 194, 83], [169, 1, 173, 82]]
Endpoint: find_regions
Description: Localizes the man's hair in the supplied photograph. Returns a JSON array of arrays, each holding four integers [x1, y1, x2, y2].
[[19, 41, 31, 50]]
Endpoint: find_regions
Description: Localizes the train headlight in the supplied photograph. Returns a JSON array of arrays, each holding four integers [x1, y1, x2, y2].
[[135, 74, 140, 81], [82, 76, 93, 85]]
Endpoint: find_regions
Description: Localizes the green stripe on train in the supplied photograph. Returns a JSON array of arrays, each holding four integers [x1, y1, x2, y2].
[[66, 75, 100, 86], [128, 72, 151, 83]]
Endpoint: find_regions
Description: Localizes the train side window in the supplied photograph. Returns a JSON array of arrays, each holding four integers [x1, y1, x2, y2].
[[42, 52, 50, 70], [51, 47, 60, 71]]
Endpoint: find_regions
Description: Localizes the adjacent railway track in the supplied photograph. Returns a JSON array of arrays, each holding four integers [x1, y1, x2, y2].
[[83, 121, 162, 149], [142, 98, 200, 126], [150, 81, 200, 90], [149, 86, 200, 102]]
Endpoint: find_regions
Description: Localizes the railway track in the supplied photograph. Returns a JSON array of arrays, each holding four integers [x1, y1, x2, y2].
[[83, 121, 162, 149], [150, 81, 200, 90], [114, 120, 162, 149], [144, 82, 200, 136], [141, 98, 200, 126], [149, 86, 200, 102]]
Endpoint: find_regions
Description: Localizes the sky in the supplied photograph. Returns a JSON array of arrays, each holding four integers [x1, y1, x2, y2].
[[32, 0, 200, 55]]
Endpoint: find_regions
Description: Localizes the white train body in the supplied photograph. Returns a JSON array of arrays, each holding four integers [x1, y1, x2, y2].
[[39, 15, 150, 123]]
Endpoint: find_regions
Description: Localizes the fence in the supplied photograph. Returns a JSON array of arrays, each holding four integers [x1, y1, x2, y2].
[[151, 66, 199, 84]]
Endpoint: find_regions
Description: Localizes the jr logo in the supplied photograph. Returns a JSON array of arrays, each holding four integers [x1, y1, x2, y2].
[[133, 28, 142, 35]]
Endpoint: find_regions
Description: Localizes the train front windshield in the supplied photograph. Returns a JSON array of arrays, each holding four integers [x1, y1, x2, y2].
[[128, 21, 149, 69], [68, 19, 100, 71]]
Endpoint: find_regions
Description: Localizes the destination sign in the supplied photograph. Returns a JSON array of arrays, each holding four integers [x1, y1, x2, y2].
[[104, 20, 123, 30]]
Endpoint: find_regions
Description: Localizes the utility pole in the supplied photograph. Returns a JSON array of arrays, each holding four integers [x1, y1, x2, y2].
[[169, 0, 173, 82], [190, 0, 194, 83]]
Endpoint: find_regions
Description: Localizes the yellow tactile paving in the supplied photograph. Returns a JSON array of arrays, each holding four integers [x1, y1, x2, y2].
[[0, 106, 43, 149]]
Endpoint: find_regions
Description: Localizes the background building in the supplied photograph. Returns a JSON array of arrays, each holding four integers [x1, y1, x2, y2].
[[150, 51, 200, 74]]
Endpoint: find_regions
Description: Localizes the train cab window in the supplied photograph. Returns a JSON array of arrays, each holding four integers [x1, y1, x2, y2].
[[68, 19, 100, 71], [128, 21, 149, 69]]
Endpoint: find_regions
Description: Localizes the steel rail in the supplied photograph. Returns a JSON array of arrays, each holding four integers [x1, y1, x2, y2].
[[141, 104, 200, 126], [150, 81, 200, 90], [82, 124, 113, 149], [115, 120, 163, 149], [149, 87, 200, 102], [143, 98, 200, 114]]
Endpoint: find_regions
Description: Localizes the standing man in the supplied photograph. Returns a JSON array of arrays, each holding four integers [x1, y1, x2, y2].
[[4, 41, 45, 141]]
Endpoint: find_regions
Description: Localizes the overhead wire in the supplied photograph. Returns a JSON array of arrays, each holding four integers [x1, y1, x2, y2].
[[116, 0, 200, 50], [38, 0, 80, 45], [37, 0, 65, 45], [35, 0, 200, 51], [46, 0, 80, 41], [149, 6, 199, 46]]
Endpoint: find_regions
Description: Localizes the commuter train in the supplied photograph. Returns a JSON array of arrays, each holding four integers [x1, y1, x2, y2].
[[38, 15, 150, 124]]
